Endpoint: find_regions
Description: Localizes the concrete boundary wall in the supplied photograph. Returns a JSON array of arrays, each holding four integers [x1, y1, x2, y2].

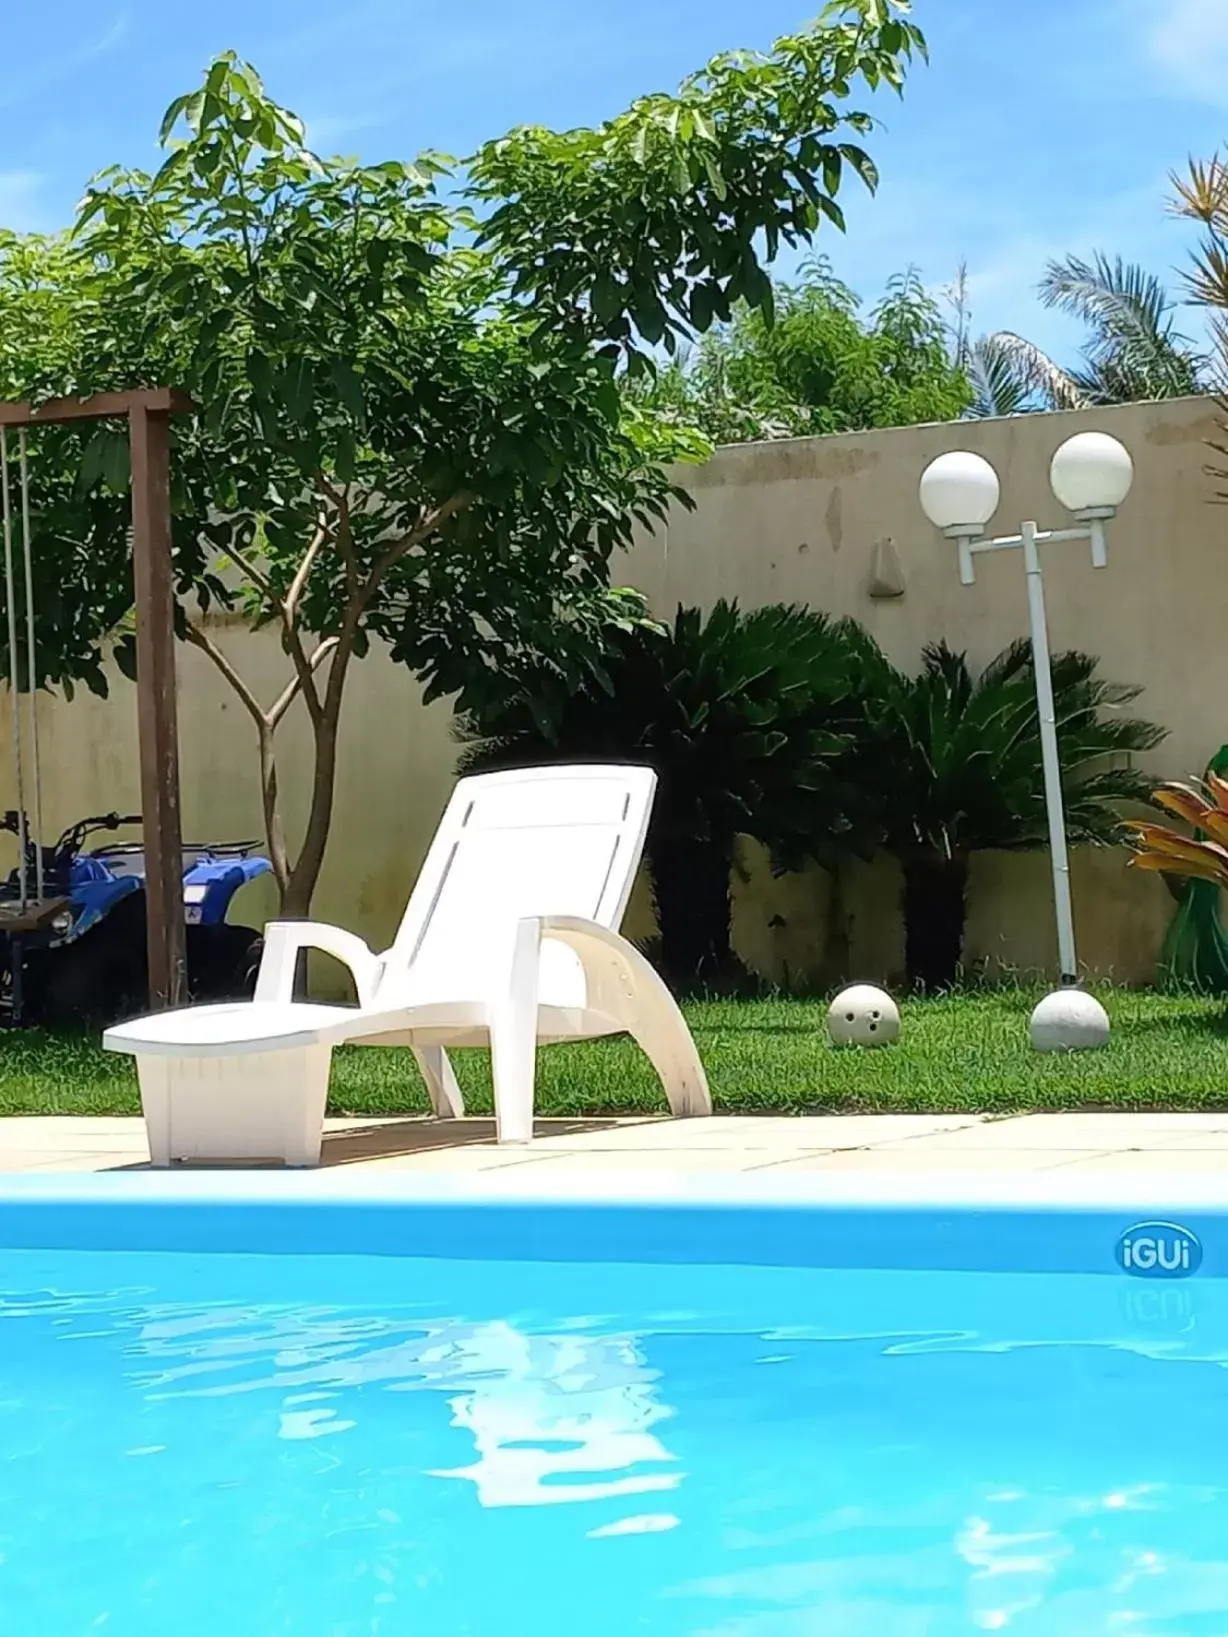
[[2, 396, 1219, 989]]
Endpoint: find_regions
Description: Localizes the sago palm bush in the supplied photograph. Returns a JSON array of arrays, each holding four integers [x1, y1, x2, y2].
[[455, 600, 861, 987], [846, 636, 1165, 989]]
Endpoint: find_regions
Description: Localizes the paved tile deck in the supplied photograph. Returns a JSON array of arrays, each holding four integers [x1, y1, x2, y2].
[[2, 1112, 1228, 1174]]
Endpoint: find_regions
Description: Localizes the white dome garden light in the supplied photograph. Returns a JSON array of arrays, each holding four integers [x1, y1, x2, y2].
[[918, 451, 1000, 538], [1049, 432, 1133, 518], [1029, 989, 1110, 1053], [827, 985, 900, 1048]]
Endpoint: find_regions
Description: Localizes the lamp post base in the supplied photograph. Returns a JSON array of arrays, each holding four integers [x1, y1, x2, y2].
[[1029, 987, 1111, 1053]]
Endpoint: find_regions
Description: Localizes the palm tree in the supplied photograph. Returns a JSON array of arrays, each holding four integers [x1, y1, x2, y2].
[[845, 636, 1165, 988], [1170, 153, 1228, 381], [1170, 151, 1228, 494], [963, 254, 1206, 417], [455, 601, 862, 988]]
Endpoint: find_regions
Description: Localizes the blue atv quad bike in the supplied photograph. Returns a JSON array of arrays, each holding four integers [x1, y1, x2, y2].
[[0, 811, 272, 1027]]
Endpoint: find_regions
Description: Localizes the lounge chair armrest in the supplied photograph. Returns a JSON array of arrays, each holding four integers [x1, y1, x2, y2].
[[536, 915, 655, 1019], [255, 921, 384, 1008]]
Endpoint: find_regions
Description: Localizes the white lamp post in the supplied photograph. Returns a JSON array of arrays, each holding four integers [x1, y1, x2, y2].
[[917, 432, 1134, 1047]]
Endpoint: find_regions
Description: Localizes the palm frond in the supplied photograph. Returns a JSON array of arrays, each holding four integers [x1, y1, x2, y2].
[[1170, 154, 1228, 237], [962, 333, 1034, 417], [1040, 253, 1206, 400], [1041, 253, 1170, 340], [966, 331, 1089, 414]]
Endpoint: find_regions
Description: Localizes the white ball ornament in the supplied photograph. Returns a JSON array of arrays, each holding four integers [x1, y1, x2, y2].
[[827, 985, 900, 1048], [1029, 989, 1110, 1052]]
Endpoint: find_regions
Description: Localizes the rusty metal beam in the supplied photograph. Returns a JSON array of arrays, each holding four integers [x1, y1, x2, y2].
[[0, 388, 193, 426], [3, 385, 193, 1012], [128, 402, 188, 1011]]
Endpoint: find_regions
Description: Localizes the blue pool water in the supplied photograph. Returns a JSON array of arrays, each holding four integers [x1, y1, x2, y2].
[[4, 1227, 1228, 1636]]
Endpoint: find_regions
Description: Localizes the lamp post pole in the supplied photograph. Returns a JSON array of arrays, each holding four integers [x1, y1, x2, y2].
[[1021, 521, 1077, 984], [958, 516, 1102, 985], [917, 432, 1134, 1041]]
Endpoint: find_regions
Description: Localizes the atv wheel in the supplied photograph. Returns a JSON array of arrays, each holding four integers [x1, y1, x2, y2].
[[187, 924, 263, 1002], [39, 938, 144, 1027]]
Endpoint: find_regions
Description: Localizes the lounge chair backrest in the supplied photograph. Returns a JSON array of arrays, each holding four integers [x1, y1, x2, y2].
[[379, 765, 656, 1006]]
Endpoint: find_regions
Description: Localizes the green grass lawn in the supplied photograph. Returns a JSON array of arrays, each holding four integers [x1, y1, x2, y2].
[[2, 985, 1228, 1117]]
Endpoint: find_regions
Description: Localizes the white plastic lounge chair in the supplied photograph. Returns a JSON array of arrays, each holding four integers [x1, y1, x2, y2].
[[103, 764, 711, 1166]]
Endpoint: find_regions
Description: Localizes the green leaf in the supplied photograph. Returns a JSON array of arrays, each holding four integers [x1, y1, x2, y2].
[[817, 193, 847, 231], [278, 358, 314, 425], [591, 272, 623, 325], [113, 636, 139, 683], [689, 281, 716, 330], [839, 144, 879, 193], [74, 430, 109, 497], [101, 432, 131, 493], [334, 425, 358, 483], [247, 349, 276, 412], [329, 359, 366, 424]]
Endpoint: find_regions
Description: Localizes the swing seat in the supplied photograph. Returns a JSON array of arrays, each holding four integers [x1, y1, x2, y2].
[[103, 765, 711, 1166]]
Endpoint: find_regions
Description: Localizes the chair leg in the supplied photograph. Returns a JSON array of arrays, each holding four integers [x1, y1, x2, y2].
[[630, 1004, 710, 1119], [282, 1045, 333, 1167], [136, 1058, 172, 1167], [491, 917, 542, 1145], [136, 1045, 332, 1167], [414, 1046, 465, 1119], [544, 922, 712, 1119]]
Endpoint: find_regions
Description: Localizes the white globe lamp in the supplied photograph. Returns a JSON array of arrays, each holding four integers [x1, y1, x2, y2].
[[1049, 432, 1134, 518], [1029, 989, 1111, 1053], [827, 985, 901, 1048], [918, 451, 1001, 539]]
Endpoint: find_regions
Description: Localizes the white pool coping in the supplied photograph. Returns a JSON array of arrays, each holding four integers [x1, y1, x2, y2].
[[3, 1164, 1228, 1213], [2, 1113, 1228, 1213]]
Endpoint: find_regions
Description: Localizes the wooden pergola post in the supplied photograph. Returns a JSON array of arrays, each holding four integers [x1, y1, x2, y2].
[[0, 388, 193, 1011]]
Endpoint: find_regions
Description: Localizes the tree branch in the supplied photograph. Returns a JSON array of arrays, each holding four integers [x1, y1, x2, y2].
[[364, 491, 473, 603], [277, 526, 332, 729], [336, 487, 360, 592], [184, 620, 269, 730], [268, 635, 340, 728], [284, 518, 329, 624], [315, 472, 360, 592], [220, 538, 275, 601]]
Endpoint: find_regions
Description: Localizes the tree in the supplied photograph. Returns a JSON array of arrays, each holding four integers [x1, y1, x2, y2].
[[963, 255, 1205, 417], [456, 602, 862, 986], [1170, 150, 1228, 494], [640, 259, 971, 443], [1171, 153, 1228, 374], [845, 635, 1164, 988], [0, 2, 927, 918]]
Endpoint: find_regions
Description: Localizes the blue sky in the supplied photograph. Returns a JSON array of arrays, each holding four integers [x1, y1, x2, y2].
[[2, 0, 1226, 363]]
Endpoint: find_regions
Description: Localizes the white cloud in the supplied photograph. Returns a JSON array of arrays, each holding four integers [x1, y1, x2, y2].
[[1145, 0, 1228, 106]]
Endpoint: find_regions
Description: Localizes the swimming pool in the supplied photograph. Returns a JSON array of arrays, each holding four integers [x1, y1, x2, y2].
[[2, 1173, 1227, 1635]]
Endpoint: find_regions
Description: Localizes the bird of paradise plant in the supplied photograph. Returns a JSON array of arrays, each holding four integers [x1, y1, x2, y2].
[[1125, 775, 1228, 889]]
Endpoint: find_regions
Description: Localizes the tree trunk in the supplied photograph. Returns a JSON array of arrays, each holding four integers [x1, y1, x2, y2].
[[280, 649, 352, 920], [257, 724, 291, 905], [902, 850, 969, 991], [648, 832, 737, 990]]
